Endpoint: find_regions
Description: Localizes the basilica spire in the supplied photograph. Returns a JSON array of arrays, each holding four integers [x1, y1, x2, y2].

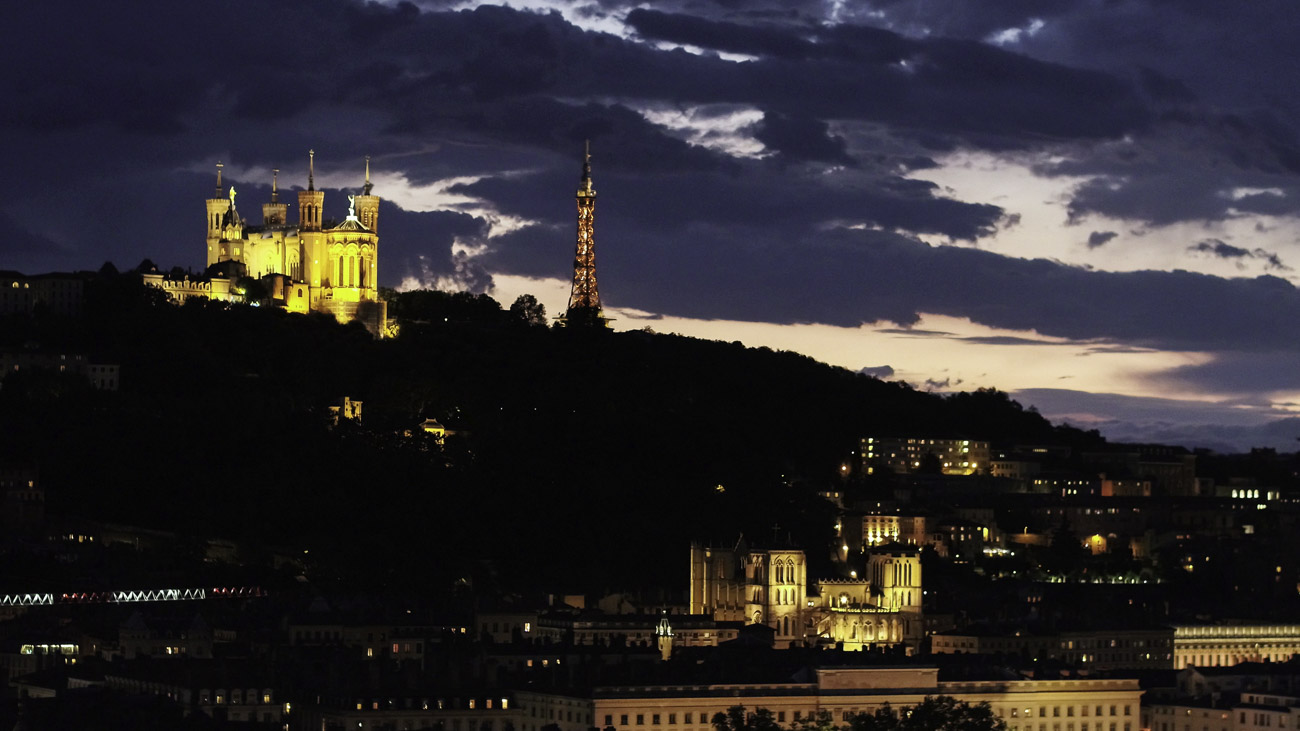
[[264, 167, 288, 227], [355, 156, 381, 232], [214, 162, 224, 198], [298, 150, 324, 231]]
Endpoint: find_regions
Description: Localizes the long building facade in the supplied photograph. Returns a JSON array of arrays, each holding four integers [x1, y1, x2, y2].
[[1172, 624, 1300, 669], [517, 667, 1141, 731], [931, 623, 1300, 670]]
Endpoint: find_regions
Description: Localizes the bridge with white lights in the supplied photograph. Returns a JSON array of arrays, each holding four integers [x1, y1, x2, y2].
[[0, 586, 265, 607]]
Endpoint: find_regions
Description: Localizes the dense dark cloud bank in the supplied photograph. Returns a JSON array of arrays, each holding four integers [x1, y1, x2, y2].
[[6, 0, 1300, 438]]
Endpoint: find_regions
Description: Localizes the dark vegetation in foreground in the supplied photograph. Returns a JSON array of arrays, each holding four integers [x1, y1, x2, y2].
[[711, 697, 1005, 731], [0, 272, 1103, 593]]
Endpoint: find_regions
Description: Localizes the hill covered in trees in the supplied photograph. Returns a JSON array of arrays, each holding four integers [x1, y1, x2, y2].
[[0, 273, 1103, 593]]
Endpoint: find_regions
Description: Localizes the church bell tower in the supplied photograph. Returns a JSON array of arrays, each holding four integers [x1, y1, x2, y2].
[[298, 150, 328, 290], [206, 162, 231, 267], [262, 168, 288, 227], [354, 156, 380, 233], [297, 150, 324, 232]]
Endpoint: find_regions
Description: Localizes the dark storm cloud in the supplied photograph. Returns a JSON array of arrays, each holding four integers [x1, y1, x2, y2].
[[844, 0, 1300, 227], [958, 1, 1300, 225], [1187, 239, 1290, 271], [482, 208, 1300, 353], [5, 1, 1151, 211], [372, 203, 493, 290], [858, 365, 896, 379], [1012, 388, 1296, 451], [4, 0, 1300, 374], [625, 8, 821, 60], [1052, 115, 1300, 225], [1087, 231, 1118, 249], [754, 113, 853, 165], [847, 0, 1081, 42], [456, 162, 1005, 240], [960, 336, 1069, 346], [878, 328, 958, 338], [1189, 240, 1252, 259], [869, 331, 1077, 347], [1095, 418, 1300, 454], [1149, 351, 1300, 396], [618, 9, 1150, 149], [0, 211, 68, 261], [1014, 388, 1284, 427]]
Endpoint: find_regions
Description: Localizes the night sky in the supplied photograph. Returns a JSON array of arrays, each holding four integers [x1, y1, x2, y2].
[[6, 0, 1300, 451]]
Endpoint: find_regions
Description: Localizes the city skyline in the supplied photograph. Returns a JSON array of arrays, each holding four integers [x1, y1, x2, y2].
[[6, 0, 1300, 450]]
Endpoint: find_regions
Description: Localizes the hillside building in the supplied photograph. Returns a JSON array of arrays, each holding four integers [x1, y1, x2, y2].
[[862, 437, 990, 476], [145, 153, 387, 334]]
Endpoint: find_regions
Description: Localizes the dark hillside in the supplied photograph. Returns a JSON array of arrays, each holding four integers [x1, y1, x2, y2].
[[0, 276, 1101, 593]]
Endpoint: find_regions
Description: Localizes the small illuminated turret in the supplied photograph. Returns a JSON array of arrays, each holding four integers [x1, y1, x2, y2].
[[263, 168, 289, 226], [655, 612, 674, 661], [298, 149, 324, 232], [354, 155, 380, 233]]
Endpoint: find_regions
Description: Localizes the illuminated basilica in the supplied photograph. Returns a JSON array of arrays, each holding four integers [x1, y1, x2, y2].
[[147, 151, 387, 334]]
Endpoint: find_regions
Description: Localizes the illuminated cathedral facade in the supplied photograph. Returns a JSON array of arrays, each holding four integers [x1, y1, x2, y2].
[[149, 152, 387, 335], [689, 541, 923, 651]]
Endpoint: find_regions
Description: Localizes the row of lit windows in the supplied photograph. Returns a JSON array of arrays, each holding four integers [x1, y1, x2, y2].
[[355, 698, 507, 712], [200, 690, 273, 705], [482, 621, 533, 633], [1003, 717, 1128, 723], [607, 712, 711, 726], [1007, 706, 1130, 718]]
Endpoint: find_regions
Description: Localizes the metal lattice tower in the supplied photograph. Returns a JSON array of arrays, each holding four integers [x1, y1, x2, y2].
[[564, 141, 608, 327]]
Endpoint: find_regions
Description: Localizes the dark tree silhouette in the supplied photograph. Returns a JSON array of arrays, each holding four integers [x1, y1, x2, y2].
[[509, 293, 547, 326], [846, 697, 1006, 731], [717, 699, 1004, 731]]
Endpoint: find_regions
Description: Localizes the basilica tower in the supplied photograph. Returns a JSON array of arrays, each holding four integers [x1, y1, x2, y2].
[[298, 150, 328, 290], [563, 142, 608, 328], [297, 150, 324, 232], [262, 168, 288, 227], [205, 163, 231, 268], [354, 156, 380, 233]]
